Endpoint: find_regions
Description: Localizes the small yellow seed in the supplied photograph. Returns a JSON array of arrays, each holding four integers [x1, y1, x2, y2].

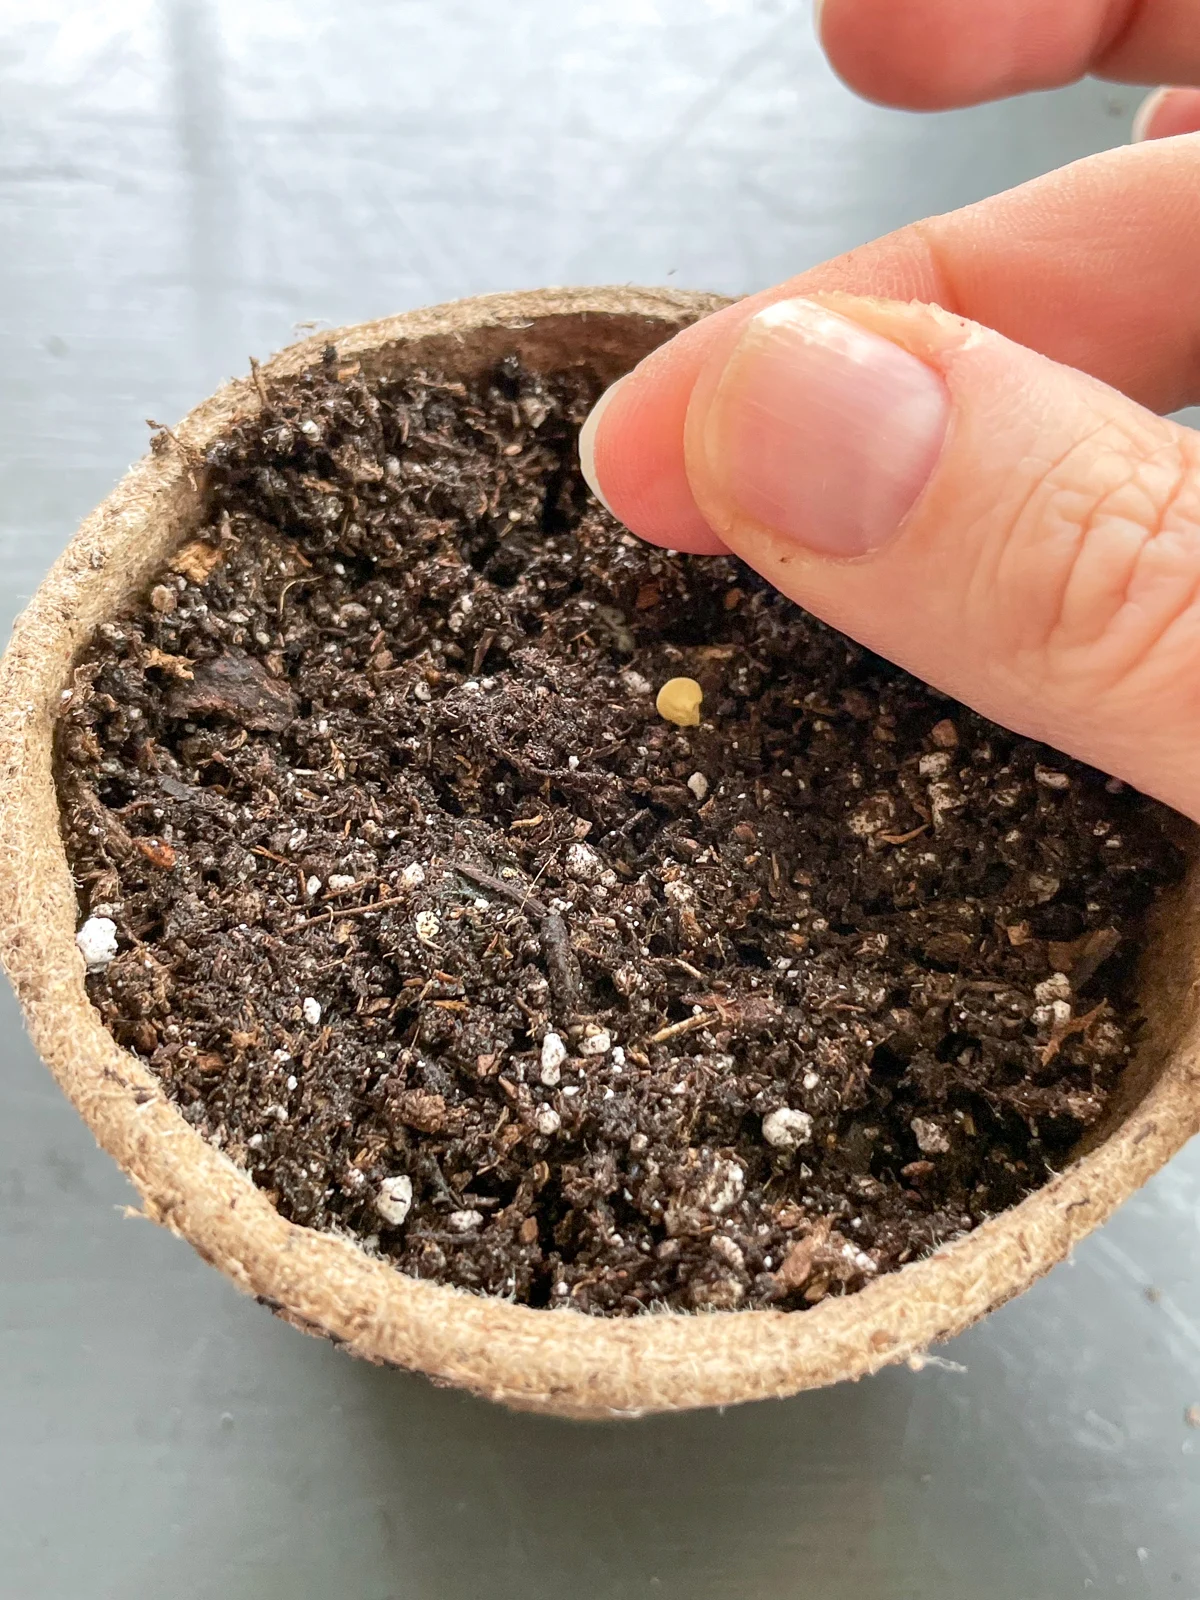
[[656, 676, 703, 727]]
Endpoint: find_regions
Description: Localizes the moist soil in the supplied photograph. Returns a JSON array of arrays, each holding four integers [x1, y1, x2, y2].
[[56, 346, 1184, 1315]]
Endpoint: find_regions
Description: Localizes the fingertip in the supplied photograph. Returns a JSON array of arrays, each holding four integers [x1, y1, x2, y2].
[[818, 0, 1101, 112], [1132, 86, 1171, 142], [1131, 87, 1200, 143], [578, 337, 732, 556], [817, 0, 980, 110], [578, 375, 624, 517]]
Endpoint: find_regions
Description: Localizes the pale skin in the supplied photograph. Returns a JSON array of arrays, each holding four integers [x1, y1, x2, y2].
[[578, 0, 1200, 822]]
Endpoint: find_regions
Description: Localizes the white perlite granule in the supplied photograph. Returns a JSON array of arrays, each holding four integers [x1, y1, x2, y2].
[[761, 1107, 814, 1150], [540, 1031, 567, 1085], [302, 996, 322, 1027], [710, 1234, 745, 1271], [375, 1175, 413, 1226], [75, 915, 118, 971], [565, 842, 602, 881], [699, 1158, 744, 1215], [911, 1117, 951, 1155]]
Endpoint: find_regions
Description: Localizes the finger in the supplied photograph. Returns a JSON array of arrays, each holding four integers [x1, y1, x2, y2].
[[580, 138, 1200, 553], [680, 293, 1200, 818], [1133, 85, 1200, 138], [818, 0, 1200, 111], [580, 318, 739, 554]]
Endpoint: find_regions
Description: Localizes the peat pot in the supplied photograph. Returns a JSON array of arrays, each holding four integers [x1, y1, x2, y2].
[[2, 287, 1198, 1418]]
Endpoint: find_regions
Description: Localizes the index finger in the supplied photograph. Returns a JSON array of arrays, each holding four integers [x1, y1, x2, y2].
[[819, 0, 1200, 110]]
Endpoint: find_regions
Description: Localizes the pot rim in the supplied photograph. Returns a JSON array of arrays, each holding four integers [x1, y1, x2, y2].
[[2, 284, 1198, 1418]]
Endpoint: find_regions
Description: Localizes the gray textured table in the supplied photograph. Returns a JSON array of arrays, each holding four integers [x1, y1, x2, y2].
[[2, 5, 1198, 1597]]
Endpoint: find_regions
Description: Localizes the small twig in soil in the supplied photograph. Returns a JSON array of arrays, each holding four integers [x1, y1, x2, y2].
[[472, 629, 497, 675], [248, 356, 269, 411], [319, 878, 375, 902], [520, 857, 554, 917], [288, 894, 406, 932], [664, 956, 706, 982], [1041, 999, 1110, 1066], [646, 1011, 721, 1045], [278, 577, 311, 620], [449, 861, 548, 919], [539, 911, 580, 1015], [494, 742, 616, 791], [878, 824, 930, 847], [449, 860, 579, 1014], [252, 846, 295, 867]]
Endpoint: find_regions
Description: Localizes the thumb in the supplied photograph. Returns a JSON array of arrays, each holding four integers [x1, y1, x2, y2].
[[582, 295, 1200, 820]]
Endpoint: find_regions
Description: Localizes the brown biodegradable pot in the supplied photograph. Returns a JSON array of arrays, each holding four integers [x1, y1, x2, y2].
[[2, 285, 1200, 1419]]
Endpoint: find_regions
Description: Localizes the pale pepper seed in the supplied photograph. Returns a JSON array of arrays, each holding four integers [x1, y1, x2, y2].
[[656, 677, 703, 727]]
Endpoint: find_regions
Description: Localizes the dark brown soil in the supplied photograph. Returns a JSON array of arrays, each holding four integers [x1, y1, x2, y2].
[[56, 346, 1184, 1315]]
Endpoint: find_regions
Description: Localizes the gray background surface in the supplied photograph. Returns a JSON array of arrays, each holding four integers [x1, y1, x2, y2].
[[1, 3, 1198, 1597]]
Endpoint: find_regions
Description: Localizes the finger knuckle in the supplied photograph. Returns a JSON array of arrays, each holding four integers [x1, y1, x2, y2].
[[1006, 418, 1200, 698]]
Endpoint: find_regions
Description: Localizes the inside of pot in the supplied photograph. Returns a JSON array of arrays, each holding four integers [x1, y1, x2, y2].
[[51, 308, 1193, 1317]]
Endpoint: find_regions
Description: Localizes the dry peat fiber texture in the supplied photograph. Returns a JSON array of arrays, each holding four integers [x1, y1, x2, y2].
[[1, 286, 1199, 1419]]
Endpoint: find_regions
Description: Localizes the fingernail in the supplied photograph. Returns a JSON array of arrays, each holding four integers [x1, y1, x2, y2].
[[701, 298, 950, 558], [1130, 85, 1200, 141], [578, 375, 628, 515], [1131, 86, 1170, 143]]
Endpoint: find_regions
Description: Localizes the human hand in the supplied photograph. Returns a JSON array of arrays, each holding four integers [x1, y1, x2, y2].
[[816, 0, 1200, 132], [578, 2, 1200, 820]]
